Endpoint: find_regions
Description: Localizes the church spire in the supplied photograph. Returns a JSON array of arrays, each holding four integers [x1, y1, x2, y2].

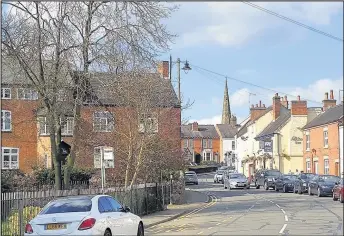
[[221, 79, 232, 124]]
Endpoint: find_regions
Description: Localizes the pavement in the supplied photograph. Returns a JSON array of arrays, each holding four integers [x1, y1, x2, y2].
[[143, 172, 344, 235]]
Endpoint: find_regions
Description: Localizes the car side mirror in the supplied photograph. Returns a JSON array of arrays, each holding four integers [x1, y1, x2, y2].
[[261, 174, 264, 177], [335, 182, 338, 185], [120, 206, 131, 213]]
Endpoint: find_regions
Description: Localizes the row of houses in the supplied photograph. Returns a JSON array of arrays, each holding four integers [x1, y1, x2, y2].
[[1, 60, 181, 175], [181, 90, 343, 178]]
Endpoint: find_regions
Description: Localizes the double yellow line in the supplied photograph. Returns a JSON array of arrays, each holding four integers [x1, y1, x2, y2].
[[178, 195, 218, 219]]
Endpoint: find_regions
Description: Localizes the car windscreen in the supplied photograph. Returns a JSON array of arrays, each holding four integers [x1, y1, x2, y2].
[[300, 174, 315, 179], [185, 173, 196, 176], [40, 198, 92, 215], [266, 171, 281, 176], [319, 175, 340, 183], [284, 175, 296, 180], [217, 171, 224, 175], [230, 174, 245, 179]]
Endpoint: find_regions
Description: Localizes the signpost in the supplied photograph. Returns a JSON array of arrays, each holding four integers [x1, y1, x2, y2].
[[264, 140, 273, 153]]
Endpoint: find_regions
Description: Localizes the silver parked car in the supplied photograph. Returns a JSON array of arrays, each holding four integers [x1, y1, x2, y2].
[[224, 173, 250, 190], [214, 170, 225, 183], [185, 171, 198, 185]]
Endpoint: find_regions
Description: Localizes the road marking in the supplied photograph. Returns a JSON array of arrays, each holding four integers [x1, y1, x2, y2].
[[279, 224, 287, 234], [281, 209, 286, 214], [284, 215, 288, 221], [176, 228, 185, 232], [197, 231, 203, 235], [208, 227, 213, 229], [216, 222, 221, 225], [165, 230, 171, 233], [276, 204, 281, 208]]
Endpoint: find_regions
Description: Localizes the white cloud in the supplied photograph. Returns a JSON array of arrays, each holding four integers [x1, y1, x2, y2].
[[191, 115, 244, 125], [168, 2, 342, 47], [229, 88, 251, 107]]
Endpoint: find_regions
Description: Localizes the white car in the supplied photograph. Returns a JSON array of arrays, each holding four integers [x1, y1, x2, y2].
[[24, 195, 144, 236], [214, 170, 225, 183]]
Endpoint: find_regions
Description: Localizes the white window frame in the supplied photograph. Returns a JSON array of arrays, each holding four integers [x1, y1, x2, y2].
[[1, 147, 19, 169], [189, 139, 194, 149], [138, 113, 158, 133], [183, 139, 188, 149], [93, 111, 114, 132], [306, 133, 310, 151], [1, 110, 12, 131], [323, 128, 328, 148], [324, 159, 329, 175], [17, 88, 38, 100], [232, 140, 235, 150], [306, 161, 311, 173], [94, 146, 114, 168], [61, 117, 74, 136], [1, 88, 11, 99], [38, 117, 49, 135]]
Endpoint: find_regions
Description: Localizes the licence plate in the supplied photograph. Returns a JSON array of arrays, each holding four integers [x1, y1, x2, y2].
[[45, 224, 67, 230], [238, 184, 244, 186]]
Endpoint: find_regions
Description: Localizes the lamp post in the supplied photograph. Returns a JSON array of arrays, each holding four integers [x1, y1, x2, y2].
[[174, 57, 192, 106]]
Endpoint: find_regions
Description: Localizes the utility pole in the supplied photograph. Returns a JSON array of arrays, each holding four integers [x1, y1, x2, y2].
[[177, 58, 181, 106]]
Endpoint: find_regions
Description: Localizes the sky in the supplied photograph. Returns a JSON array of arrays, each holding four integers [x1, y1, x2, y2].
[[159, 2, 343, 125]]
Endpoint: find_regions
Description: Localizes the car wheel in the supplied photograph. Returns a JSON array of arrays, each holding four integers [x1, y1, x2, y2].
[[333, 192, 338, 201], [264, 182, 269, 190], [246, 185, 250, 189], [308, 187, 313, 196], [224, 185, 227, 189], [283, 185, 287, 193], [298, 186, 302, 194], [137, 222, 144, 236], [104, 229, 112, 236], [256, 182, 260, 189], [317, 188, 322, 197], [195, 182, 198, 185], [293, 186, 297, 194], [275, 186, 279, 192], [340, 193, 344, 203]]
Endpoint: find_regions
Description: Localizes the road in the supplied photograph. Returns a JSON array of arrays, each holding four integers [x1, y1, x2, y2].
[[146, 173, 344, 235]]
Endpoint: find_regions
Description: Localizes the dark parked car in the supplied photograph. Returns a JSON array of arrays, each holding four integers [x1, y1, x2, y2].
[[332, 178, 344, 203], [255, 169, 282, 190], [308, 175, 340, 197], [275, 174, 297, 193], [184, 171, 198, 185], [293, 173, 316, 194]]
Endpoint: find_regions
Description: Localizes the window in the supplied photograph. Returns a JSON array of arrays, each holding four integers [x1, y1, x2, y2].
[[1, 88, 11, 99], [324, 159, 329, 175], [61, 117, 74, 136], [106, 197, 122, 212], [306, 161, 311, 173], [94, 147, 114, 168], [208, 139, 212, 148], [98, 197, 113, 213], [202, 139, 212, 149], [323, 129, 328, 148], [206, 152, 211, 161], [17, 88, 38, 100], [2, 147, 19, 169], [306, 134, 310, 151], [138, 113, 158, 133], [1, 110, 11, 131], [93, 111, 114, 132], [202, 139, 207, 148], [40, 197, 92, 214], [232, 141, 235, 150], [183, 139, 188, 148], [189, 139, 194, 148], [38, 117, 49, 135]]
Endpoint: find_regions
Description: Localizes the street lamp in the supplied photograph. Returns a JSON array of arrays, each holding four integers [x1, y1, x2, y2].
[[174, 57, 192, 106]]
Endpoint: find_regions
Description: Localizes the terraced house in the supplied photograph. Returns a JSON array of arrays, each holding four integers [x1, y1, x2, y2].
[[303, 91, 343, 176]]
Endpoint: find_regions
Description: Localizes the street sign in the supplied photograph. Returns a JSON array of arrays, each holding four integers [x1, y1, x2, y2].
[[264, 141, 273, 152]]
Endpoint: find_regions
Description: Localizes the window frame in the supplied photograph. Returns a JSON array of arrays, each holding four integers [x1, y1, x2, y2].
[[306, 134, 310, 151], [38, 117, 49, 136], [61, 117, 74, 136], [138, 113, 158, 133], [17, 88, 38, 100], [324, 159, 329, 175], [1, 110, 12, 132], [232, 140, 235, 150], [1, 147, 19, 170], [93, 111, 114, 132], [306, 161, 311, 173], [323, 129, 328, 148], [1, 88, 11, 99]]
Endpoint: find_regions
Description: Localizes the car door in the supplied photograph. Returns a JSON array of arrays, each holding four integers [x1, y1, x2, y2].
[[98, 197, 117, 234], [259, 171, 265, 186], [309, 176, 318, 194], [107, 197, 136, 235]]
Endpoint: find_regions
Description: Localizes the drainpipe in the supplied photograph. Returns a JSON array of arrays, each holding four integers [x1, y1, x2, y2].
[[277, 133, 281, 172]]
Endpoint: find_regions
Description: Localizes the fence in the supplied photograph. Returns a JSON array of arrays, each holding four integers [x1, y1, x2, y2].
[[1, 182, 172, 236]]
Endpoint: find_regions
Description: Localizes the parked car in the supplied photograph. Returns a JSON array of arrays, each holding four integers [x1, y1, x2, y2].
[[275, 174, 297, 193], [224, 173, 250, 190], [255, 169, 282, 190], [24, 195, 144, 236], [308, 175, 340, 197], [332, 178, 344, 203], [214, 170, 225, 183], [293, 173, 316, 194], [185, 171, 198, 185]]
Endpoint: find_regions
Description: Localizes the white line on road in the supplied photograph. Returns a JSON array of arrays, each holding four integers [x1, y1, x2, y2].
[[197, 231, 203, 235], [284, 215, 288, 221], [281, 209, 286, 214], [279, 224, 287, 234], [275, 204, 281, 208], [208, 227, 213, 229]]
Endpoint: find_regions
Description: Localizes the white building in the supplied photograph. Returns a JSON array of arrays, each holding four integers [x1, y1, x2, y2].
[[340, 123, 343, 178], [215, 124, 238, 170], [235, 119, 250, 174]]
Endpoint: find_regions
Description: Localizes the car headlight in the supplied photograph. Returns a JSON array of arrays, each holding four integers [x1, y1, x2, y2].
[[268, 178, 273, 181], [303, 183, 307, 186]]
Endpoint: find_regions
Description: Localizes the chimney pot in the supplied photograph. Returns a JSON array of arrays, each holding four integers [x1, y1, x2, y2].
[[275, 93, 279, 97], [263, 104, 266, 108], [284, 95, 287, 101], [251, 104, 254, 108], [281, 97, 284, 101], [255, 104, 258, 107], [259, 100, 262, 107], [330, 90, 334, 100], [325, 92, 329, 100], [297, 95, 300, 101]]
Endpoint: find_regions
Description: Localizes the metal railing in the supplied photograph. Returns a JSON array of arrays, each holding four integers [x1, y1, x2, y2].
[[1, 182, 172, 236]]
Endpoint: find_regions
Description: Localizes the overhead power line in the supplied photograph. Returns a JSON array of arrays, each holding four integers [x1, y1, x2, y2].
[[242, 1, 344, 42], [190, 63, 323, 105]]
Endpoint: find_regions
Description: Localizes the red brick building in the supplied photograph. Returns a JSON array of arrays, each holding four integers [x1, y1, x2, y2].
[[303, 90, 343, 176]]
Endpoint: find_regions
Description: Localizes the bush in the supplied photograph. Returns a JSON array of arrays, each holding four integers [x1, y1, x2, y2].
[[2, 206, 42, 235], [1, 170, 26, 192]]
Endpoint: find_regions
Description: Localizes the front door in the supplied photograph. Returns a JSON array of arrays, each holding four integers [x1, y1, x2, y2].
[[314, 161, 319, 174], [195, 154, 201, 164]]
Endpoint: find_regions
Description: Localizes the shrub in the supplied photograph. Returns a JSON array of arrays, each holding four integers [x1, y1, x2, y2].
[[1, 170, 26, 192]]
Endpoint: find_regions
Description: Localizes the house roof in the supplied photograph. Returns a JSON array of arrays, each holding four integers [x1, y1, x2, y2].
[[216, 124, 237, 138], [236, 119, 251, 137], [181, 125, 220, 139], [303, 104, 343, 130], [85, 72, 179, 108], [246, 106, 273, 126], [255, 111, 291, 140]]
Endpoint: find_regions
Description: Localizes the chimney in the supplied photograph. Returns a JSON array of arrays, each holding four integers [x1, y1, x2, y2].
[[281, 95, 289, 109], [322, 90, 337, 111], [273, 93, 281, 121], [250, 100, 267, 121], [191, 122, 198, 131], [157, 61, 169, 79], [291, 95, 307, 116]]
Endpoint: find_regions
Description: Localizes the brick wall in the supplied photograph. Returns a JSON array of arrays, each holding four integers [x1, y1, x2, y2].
[[291, 96, 307, 116], [250, 101, 267, 121]]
